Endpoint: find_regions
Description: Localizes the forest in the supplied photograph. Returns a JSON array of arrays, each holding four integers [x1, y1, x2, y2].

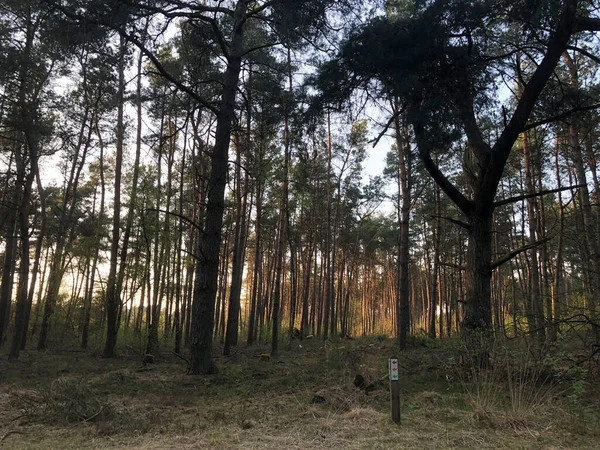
[[1, 0, 600, 448]]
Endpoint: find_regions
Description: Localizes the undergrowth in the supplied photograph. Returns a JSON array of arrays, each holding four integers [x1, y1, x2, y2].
[[0, 334, 598, 449]]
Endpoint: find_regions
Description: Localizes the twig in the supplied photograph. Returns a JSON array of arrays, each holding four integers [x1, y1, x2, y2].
[[0, 429, 24, 442], [171, 351, 191, 367], [72, 405, 107, 428]]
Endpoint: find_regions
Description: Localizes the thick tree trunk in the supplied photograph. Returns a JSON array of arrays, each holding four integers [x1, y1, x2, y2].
[[189, 0, 247, 375], [393, 106, 411, 350], [462, 210, 493, 367]]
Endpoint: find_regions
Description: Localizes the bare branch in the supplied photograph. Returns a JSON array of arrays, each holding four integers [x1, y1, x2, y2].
[[370, 109, 401, 148], [146, 207, 202, 232], [491, 237, 551, 271], [523, 102, 600, 131], [566, 45, 600, 65], [492, 184, 585, 208], [433, 215, 470, 230]]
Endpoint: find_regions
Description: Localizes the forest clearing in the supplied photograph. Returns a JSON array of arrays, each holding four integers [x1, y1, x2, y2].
[[1, 335, 599, 450]]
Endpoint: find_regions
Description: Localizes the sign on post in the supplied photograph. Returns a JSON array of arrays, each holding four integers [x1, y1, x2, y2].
[[389, 356, 400, 424]]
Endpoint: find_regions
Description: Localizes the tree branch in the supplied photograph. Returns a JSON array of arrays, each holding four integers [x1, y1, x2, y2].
[[491, 237, 551, 271], [574, 16, 600, 32], [484, 0, 578, 199], [370, 111, 398, 148], [46, 0, 220, 115], [566, 45, 600, 65], [492, 184, 585, 208], [433, 215, 470, 230], [146, 207, 202, 232], [523, 102, 600, 131], [240, 41, 281, 58], [119, 0, 234, 17], [411, 105, 473, 215], [456, 97, 492, 162]]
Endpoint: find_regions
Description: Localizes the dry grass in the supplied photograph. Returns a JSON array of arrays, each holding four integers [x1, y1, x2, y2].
[[0, 337, 598, 449]]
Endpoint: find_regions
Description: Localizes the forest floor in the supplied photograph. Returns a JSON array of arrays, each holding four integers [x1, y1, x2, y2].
[[0, 335, 599, 449]]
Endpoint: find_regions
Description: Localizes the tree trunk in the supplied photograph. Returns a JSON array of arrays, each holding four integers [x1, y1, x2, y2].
[[82, 116, 106, 349], [429, 184, 441, 339], [9, 144, 37, 359], [21, 165, 47, 350], [323, 111, 333, 340], [462, 209, 493, 366], [247, 171, 262, 346], [224, 74, 251, 355], [563, 51, 599, 337], [522, 129, 545, 346], [103, 37, 127, 358], [189, 0, 247, 375], [0, 210, 17, 346], [393, 104, 411, 350]]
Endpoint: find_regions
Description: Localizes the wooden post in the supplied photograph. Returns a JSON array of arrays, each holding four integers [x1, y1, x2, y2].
[[390, 356, 400, 424]]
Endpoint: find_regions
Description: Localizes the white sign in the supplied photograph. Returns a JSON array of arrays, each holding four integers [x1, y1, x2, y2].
[[389, 358, 399, 381]]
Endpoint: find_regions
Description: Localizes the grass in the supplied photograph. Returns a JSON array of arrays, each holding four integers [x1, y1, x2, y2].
[[0, 335, 598, 449]]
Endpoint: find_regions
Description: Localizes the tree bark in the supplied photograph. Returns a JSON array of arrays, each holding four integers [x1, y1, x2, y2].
[[189, 0, 247, 375], [393, 103, 411, 350]]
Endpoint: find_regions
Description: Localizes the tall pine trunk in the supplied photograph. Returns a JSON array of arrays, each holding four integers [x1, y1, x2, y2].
[[103, 37, 127, 357], [189, 0, 247, 374]]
